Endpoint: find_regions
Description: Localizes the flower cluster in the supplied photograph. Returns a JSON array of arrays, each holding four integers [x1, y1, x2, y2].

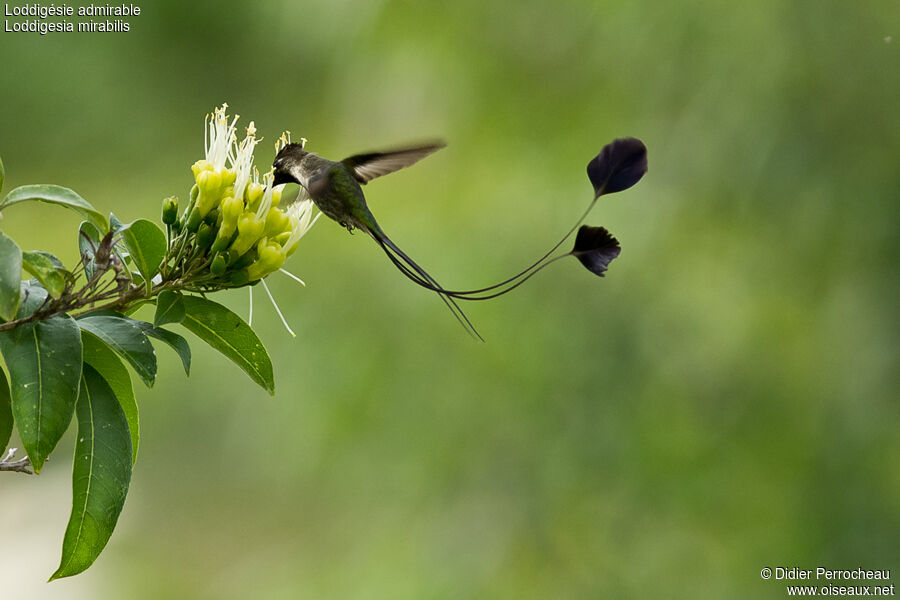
[[164, 104, 318, 289]]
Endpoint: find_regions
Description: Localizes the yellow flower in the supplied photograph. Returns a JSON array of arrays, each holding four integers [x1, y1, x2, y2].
[[171, 105, 322, 338], [245, 237, 286, 281]]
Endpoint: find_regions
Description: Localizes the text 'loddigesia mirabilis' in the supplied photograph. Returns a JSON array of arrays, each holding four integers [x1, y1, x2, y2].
[[3, 3, 141, 34]]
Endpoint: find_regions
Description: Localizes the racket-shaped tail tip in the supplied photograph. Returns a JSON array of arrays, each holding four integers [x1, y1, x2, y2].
[[587, 137, 648, 198], [571, 225, 621, 277]]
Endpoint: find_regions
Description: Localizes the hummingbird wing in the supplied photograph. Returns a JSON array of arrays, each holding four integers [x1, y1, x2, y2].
[[341, 142, 446, 184]]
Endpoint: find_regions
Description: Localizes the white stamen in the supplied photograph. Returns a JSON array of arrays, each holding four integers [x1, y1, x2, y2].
[[279, 268, 306, 286], [248, 286, 253, 327], [261, 279, 296, 337], [206, 104, 239, 170], [282, 199, 319, 254], [256, 170, 276, 219], [204, 113, 210, 158], [275, 131, 292, 153], [231, 122, 259, 203]]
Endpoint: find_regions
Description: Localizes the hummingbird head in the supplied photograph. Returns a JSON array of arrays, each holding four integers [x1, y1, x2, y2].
[[272, 142, 309, 186]]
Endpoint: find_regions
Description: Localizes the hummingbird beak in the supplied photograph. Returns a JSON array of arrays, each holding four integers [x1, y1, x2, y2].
[[272, 169, 296, 186], [272, 156, 300, 186]]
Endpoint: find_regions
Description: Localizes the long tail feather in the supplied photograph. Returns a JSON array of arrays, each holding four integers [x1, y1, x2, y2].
[[366, 198, 600, 302], [367, 229, 484, 341], [439, 198, 597, 297]]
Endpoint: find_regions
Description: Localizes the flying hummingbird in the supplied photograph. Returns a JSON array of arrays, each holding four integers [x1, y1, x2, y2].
[[272, 137, 648, 339]]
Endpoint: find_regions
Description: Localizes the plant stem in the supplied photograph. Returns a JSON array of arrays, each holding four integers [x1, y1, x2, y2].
[[0, 224, 241, 332]]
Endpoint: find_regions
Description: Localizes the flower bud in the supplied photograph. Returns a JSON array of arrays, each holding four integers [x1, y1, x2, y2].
[[221, 195, 244, 224], [246, 238, 286, 281], [210, 253, 227, 276], [197, 169, 221, 194], [264, 208, 290, 238], [227, 213, 265, 259], [191, 160, 213, 178], [179, 184, 199, 230], [210, 196, 244, 252], [161, 196, 178, 225], [221, 168, 237, 188], [245, 181, 264, 211], [196, 222, 216, 248], [196, 170, 224, 217]]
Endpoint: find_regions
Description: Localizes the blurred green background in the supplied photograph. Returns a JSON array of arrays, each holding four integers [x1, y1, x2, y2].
[[1, 1, 898, 598]]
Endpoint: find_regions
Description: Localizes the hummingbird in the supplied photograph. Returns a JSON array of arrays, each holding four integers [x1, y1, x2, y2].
[[271, 139, 484, 337], [272, 137, 648, 339]]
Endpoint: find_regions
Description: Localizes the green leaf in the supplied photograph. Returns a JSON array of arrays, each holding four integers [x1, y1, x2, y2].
[[0, 315, 82, 472], [137, 323, 191, 376], [181, 296, 274, 395], [109, 212, 126, 233], [16, 279, 48, 318], [77, 315, 156, 387], [154, 290, 185, 327], [0, 155, 5, 194], [32, 251, 73, 288], [22, 250, 67, 299], [33, 250, 65, 269], [108, 213, 132, 267], [50, 364, 132, 581], [80, 331, 139, 465], [120, 219, 166, 295], [84, 310, 190, 376], [0, 185, 107, 233], [0, 366, 12, 454], [0, 230, 22, 321], [78, 221, 102, 280]]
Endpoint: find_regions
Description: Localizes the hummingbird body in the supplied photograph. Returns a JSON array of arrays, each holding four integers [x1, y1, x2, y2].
[[315, 163, 379, 233], [273, 145, 432, 235], [277, 153, 366, 231]]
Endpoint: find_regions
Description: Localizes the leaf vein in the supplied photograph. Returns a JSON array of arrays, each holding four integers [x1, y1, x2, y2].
[[183, 314, 265, 383], [33, 326, 42, 449], [57, 377, 95, 576]]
